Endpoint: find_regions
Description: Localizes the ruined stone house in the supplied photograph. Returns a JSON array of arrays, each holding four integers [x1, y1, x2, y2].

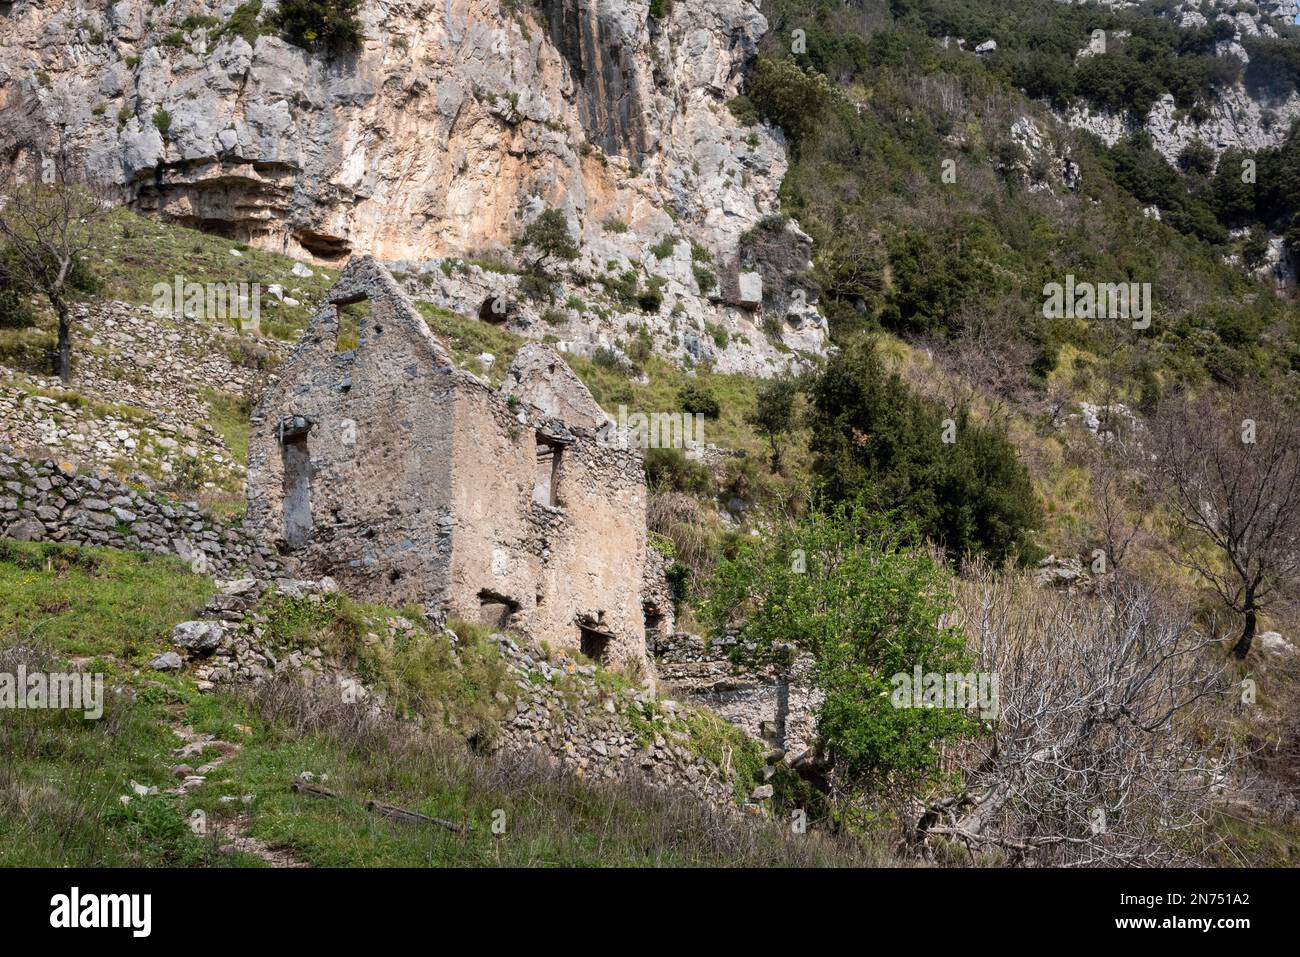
[[246, 257, 672, 671]]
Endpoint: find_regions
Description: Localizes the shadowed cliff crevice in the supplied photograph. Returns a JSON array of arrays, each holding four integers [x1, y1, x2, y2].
[[541, 0, 647, 159]]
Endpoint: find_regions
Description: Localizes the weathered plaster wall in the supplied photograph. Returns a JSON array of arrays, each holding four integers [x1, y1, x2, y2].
[[248, 256, 651, 669], [246, 257, 459, 607]]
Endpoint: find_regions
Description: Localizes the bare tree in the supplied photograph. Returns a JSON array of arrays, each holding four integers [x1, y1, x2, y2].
[[1087, 436, 1147, 573], [1144, 391, 1300, 659], [0, 148, 103, 384], [1081, 384, 1149, 574], [940, 294, 1036, 421], [913, 566, 1232, 866]]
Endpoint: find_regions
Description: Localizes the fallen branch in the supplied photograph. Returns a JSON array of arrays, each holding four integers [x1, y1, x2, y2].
[[290, 780, 338, 799], [365, 799, 471, 834], [289, 779, 471, 833]]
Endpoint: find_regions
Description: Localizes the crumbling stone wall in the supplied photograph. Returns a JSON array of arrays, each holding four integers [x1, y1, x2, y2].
[[641, 545, 677, 642], [246, 257, 458, 609], [247, 257, 651, 670], [0, 451, 278, 578], [653, 630, 819, 758]]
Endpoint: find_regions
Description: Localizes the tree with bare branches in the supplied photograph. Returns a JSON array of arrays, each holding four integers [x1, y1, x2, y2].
[[914, 566, 1232, 866], [1144, 391, 1300, 658], [0, 149, 103, 383]]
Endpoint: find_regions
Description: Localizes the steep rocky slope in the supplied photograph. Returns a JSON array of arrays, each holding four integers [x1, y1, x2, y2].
[[1058, 1, 1300, 160], [0, 0, 829, 374], [1, 0, 774, 261]]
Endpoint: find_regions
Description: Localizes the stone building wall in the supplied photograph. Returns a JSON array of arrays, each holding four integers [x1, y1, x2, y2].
[[245, 256, 459, 609], [641, 546, 677, 644], [247, 257, 651, 670]]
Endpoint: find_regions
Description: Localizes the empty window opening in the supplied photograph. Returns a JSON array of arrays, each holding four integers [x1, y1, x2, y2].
[[335, 300, 368, 352], [281, 429, 313, 550], [533, 437, 562, 507], [579, 626, 612, 665], [477, 590, 518, 630], [644, 608, 664, 639], [643, 608, 665, 655]]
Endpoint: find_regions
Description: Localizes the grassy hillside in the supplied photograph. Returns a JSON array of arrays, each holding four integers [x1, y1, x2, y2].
[[0, 540, 882, 867]]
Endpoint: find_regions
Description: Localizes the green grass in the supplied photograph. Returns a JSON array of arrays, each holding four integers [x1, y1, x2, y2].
[[414, 301, 809, 473], [258, 592, 513, 737], [0, 675, 258, 867], [89, 207, 336, 341], [177, 683, 882, 866], [0, 540, 885, 867], [0, 540, 214, 660], [0, 376, 155, 427], [1207, 811, 1300, 868], [417, 302, 527, 385], [201, 388, 253, 466], [678, 709, 767, 804]]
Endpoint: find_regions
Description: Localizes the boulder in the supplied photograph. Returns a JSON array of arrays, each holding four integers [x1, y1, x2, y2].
[[149, 651, 183, 671], [4, 518, 44, 541], [171, 620, 224, 654], [1257, 631, 1296, 656], [736, 271, 763, 309]]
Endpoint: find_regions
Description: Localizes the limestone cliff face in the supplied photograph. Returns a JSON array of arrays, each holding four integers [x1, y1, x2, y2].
[[0, 0, 781, 264], [1, 0, 827, 374]]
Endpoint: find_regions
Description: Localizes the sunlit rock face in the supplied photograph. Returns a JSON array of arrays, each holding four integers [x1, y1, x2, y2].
[[0, 0, 779, 263], [0, 0, 829, 374]]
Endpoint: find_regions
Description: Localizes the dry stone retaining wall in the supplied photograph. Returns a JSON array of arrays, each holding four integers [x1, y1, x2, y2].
[[0, 451, 280, 578], [652, 629, 820, 758]]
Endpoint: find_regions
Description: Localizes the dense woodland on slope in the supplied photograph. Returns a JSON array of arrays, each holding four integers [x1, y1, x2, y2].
[[737, 0, 1300, 396]]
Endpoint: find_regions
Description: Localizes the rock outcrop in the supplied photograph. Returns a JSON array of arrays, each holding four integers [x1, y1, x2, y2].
[[0, 0, 827, 373], [1059, 1, 1300, 165]]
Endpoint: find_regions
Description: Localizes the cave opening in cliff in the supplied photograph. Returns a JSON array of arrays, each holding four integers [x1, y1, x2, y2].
[[295, 229, 351, 262], [479, 295, 509, 324]]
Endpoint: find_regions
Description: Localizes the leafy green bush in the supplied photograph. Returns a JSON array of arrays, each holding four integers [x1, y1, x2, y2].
[[152, 109, 172, 139], [726, 95, 759, 126], [747, 56, 837, 150], [220, 0, 266, 45], [0, 250, 34, 329], [677, 381, 721, 419], [272, 0, 363, 53], [746, 377, 798, 471], [181, 14, 220, 31], [806, 338, 1041, 564], [649, 236, 676, 259], [703, 500, 981, 793], [692, 263, 717, 294], [636, 277, 666, 313], [644, 447, 711, 496], [0, 286, 32, 330], [515, 209, 579, 275]]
